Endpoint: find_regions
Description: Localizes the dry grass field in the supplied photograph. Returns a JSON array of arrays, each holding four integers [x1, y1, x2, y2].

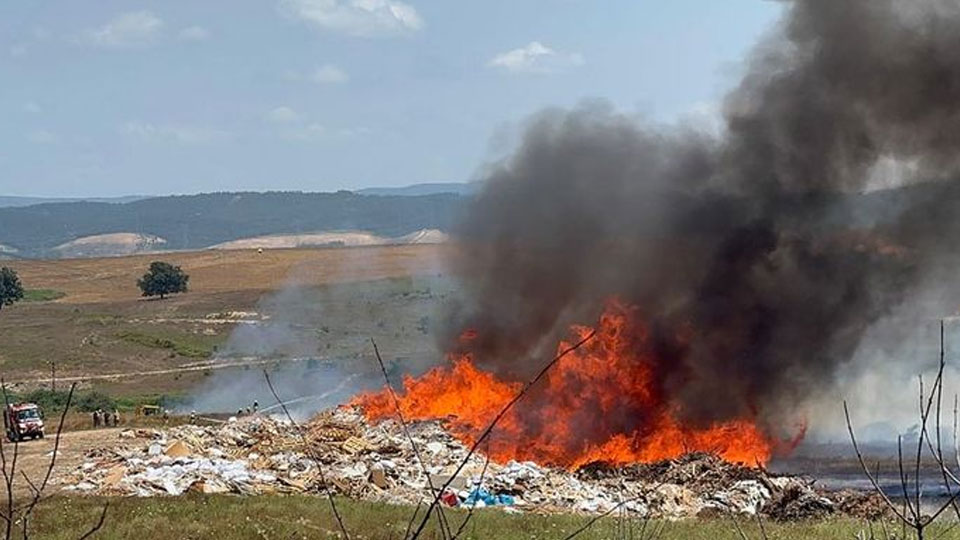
[[0, 245, 451, 400], [4, 244, 447, 304]]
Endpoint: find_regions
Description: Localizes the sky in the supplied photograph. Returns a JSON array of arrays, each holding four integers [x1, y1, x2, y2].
[[0, 1, 783, 197]]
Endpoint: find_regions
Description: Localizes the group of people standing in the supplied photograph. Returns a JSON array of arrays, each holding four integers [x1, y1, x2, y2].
[[92, 408, 120, 428], [236, 401, 259, 417]]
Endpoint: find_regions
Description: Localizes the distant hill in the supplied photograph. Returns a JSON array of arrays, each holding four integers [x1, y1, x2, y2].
[[0, 191, 465, 258], [356, 182, 478, 197], [0, 195, 147, 208]]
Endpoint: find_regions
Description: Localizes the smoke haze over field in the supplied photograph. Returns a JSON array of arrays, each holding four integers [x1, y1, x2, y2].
[[186, 249, 450, 418], [445, 0, 960, 435]]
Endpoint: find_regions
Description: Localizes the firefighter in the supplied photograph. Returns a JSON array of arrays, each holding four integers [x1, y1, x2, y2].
[[189, 410, 197, 424]]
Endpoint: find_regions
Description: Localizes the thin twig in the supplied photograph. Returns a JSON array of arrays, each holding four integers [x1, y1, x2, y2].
[[896, 436, 916, 526], [402, 501, 422, 540], [451, 439, 491, 540], [844, 401, 909, 523], [20, 384, 77, 534], [919, 325, 960, 519], [562, 494, 649, 540], [1, 379, 20, 540], [263, 371, 350, 540], [409, 330, 597, 539], [76, 503, 108, 540], [369, 339, 451, 540], [754, 511, 768, 540], [728, 514, 749, 540], [917, 374, 926, 523], [955, 394, 959, 473]]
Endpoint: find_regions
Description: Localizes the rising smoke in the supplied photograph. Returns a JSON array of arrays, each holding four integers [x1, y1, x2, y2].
[[445, 0, 960, 435]]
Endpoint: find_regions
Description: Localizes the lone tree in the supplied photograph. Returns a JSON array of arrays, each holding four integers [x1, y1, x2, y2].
[[0, 267, 24, 313], [137, 261, 189, 300]]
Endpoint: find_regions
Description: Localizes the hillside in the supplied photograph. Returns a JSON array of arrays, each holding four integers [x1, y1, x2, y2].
[[0, 195, 146, 208], [0, 191, 464, 258], [356, 182, 478, 196]]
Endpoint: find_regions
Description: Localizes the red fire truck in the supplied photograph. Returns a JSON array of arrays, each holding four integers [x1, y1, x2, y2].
[[4, 403, 45, 442]]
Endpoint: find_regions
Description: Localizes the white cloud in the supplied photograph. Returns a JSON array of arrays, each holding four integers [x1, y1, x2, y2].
[[9, 44, 27, 57], [280, 0, 423, 38], [26, 130, 58, 144], [266, 106, 299, 123], [85, 11, 164, 48], [488, 41, 584, 74], [23, 102, 42, 114], [178, 26, 211, 42], [122, 122, 231, 144], [313, 64, 349, 84], [283, 123, 327, 141]]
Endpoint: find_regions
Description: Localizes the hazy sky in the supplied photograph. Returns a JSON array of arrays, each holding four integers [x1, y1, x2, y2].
[[0, 1, 782, 197]]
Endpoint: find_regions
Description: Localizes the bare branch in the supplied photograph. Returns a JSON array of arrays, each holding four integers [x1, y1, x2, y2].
[[76, 503, 108, 540], [409, 330, 596, 539], [728, 514, 749, 540], [450, 439, 491, 540], [402, 501, 422, 540], [368, 339, 451, 539], [263, 370, 350, 540], [843, 401, 909, 523], [20, 383, 76, 531], [562, 494, 649, 540], [896, 436, 917, 524]]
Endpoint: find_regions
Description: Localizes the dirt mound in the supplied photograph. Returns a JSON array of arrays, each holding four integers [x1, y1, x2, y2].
[[209, 229, 448, 250], [54, 233, 167, 258]]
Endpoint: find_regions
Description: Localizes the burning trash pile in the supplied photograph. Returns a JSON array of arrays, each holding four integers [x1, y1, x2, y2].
[[62, 407, 883, 520]]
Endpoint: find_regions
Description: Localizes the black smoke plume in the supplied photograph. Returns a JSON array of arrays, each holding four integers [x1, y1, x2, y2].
[[444, 0, 960, 434]]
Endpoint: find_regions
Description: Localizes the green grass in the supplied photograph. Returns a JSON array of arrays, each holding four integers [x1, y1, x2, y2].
[[116, 330, 219, 358], [24, 496, 938, 540], [22, 289, 66, 302]]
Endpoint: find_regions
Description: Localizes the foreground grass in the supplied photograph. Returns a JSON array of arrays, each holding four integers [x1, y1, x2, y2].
[[25, 495, 940, 540]]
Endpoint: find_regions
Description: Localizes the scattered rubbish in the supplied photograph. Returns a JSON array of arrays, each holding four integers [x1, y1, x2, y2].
[[62, 407, 885, 520]]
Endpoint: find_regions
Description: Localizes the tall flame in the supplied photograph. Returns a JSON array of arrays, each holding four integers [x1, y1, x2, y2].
[[353, 300, 780, 469]]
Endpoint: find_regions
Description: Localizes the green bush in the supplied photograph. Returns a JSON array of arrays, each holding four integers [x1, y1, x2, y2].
[[22, 289, 66, 302], [73, 391, 116, 413], [7, 389, 116, 413]]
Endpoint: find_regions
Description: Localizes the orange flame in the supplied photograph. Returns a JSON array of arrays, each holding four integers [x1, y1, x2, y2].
[[353, 299, 780, 469]]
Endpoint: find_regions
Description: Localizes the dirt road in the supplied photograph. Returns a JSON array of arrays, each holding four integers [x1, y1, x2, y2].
[[6, 356, 309, 387], [0, 427, 122, 498]]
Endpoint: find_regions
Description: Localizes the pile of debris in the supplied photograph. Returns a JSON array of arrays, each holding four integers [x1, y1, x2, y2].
[[62, 407, 884, 520]]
